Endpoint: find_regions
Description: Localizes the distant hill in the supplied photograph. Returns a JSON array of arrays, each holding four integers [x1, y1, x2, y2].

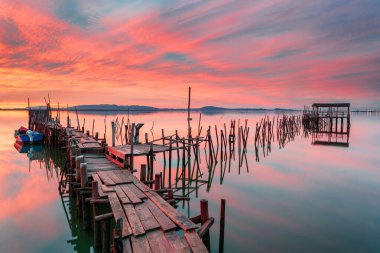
[[69, 104, 159, 111], [1, 103, 302, 112], [200, 106, 227, 111]]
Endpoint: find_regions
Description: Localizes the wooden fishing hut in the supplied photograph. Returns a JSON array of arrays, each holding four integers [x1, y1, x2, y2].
[[304, 103, 351, 147]]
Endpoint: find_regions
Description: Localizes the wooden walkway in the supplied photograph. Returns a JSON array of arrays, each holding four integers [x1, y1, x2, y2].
[[60, 127, 209, 253], [92, 169, 207, 252]]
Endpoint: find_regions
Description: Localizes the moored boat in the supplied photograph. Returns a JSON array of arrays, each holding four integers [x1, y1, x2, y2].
[[14, 126, 44, 144]]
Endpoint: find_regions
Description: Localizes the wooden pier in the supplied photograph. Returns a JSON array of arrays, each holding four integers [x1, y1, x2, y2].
[[303, 103, 351, 147], [30, 110, 211, 252]]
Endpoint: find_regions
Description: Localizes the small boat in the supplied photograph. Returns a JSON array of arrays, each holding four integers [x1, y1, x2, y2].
[[14, 126, 44, 144]]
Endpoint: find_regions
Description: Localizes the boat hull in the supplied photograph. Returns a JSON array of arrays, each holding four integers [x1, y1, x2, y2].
[[14, 132, 44, 144]]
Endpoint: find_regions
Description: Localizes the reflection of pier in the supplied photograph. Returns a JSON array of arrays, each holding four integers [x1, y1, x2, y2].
[[303, 103, 350, 147], [311, 132, 349, 147]]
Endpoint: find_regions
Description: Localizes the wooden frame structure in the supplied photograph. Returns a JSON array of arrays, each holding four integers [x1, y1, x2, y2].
[[304, 103, 351, 147]]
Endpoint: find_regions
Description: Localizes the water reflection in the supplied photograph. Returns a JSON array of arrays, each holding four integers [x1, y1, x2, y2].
[[1, 111, 380, 253]]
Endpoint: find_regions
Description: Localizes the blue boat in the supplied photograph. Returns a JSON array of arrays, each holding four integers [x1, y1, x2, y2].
[[14, 126, 44, 144]]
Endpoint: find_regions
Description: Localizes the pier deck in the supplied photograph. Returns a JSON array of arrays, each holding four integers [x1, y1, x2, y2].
[[57, 127, 209, 252], [92, 169, 207, 252]]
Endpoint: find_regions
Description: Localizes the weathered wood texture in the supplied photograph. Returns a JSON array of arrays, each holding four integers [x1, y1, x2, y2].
[[90, 168, 207, 252]]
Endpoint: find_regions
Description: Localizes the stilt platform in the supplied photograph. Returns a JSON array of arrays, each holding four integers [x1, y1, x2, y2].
[[35, 121, 210, 252]]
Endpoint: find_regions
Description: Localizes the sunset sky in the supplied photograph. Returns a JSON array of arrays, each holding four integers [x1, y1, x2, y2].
[[0, 0, 379, 109]]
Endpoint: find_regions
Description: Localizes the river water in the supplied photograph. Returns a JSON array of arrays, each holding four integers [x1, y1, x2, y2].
[[0, 110, 379, 253]]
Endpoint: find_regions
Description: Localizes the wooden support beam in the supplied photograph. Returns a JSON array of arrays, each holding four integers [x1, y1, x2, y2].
[[198, 218, 214, 238], [113, 217, 123, 253]]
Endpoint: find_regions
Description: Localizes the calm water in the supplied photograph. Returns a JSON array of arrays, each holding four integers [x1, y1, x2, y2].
[[0, 110, 379, 253]]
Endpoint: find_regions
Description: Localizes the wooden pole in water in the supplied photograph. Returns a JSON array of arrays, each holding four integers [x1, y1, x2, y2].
[[92, 181, 101, 247], [200, 199, 211, 250], [111, 121, 115, 147], [101, 219, 110, 253], [113, 217, 123, 253], [75, 155, 84, 182], [67, 104, 70, 127], [140, 164, 147, 181], [187, 87, 191, 139], [92, 119, 95, 137], [187, 87, 192, 187], [80, 163, 88, 188], [168, 136, 172, 188], [75, 107, 80, 130], [154, 173, 161, 190], [219, 199, 226, 253], [162, 129, 166, 167], [130, 123, 135, 170], [149, 143, 154, 181]]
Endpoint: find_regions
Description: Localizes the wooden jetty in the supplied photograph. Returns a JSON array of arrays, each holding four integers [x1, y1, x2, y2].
[[303, 103, 351, 147], [30, 108, 212, 253]]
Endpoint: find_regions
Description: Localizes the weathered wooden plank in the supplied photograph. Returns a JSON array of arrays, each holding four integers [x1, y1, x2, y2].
[[83, 153, 106, 158], [122, 238, 133, 253], [123, 204, 145, 237], [105, 153, 124, 168], [184, 230, 208, 253], [88, 167, 119, 173], [130, 235, 152, 253], [112, 170, 133, 184], [135, 202, 161, 231], [84, 158, 108, 163], [145, 199, 176, 232], [115, 186, 131, 204], [108, 144, 171, 158], [87, 164, 119, 170], [91, 174, 106, 198], [145, 191, 198, 231], [119, 170, 151, 192], [146, 229, 174, 253], [108, 192, 132, 238], [120, 184, 143, 204], [101, 184, 114, 193], [107, 170, 128, 185], [128, 184, 147, 199], [165, 231, 191, 253], [98, 171, 116, 186]]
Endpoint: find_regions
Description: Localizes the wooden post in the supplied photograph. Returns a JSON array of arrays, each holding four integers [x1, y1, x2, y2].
[[187, 86, 192, 139], [111, 121, 115, 147], [92, 181, 101, 247], [82, 194, 91, 230], [125, 125, 129, 145], [92, 180, 100, 199], [130, 123, 135, 170], [200, 199, 210, 250], [113, 217, 123, 253], [67, 105, 70, 128], [92, 119, 95, 137], [95, 132, 99, 141], [154, 173, 161, 190], [200, 199, 209, 224], [80, 163, 88, 188], [167, 189, 173, 200], [219, 199, 226, 253], [168, 136, 172, 188], [101, 220, 110, 253], [93, 211, 101, 247], [75, 155, 84, 182], [149, 143, 154, 181], [140, 164, 147, 181], [162, 129, 166, 166]]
